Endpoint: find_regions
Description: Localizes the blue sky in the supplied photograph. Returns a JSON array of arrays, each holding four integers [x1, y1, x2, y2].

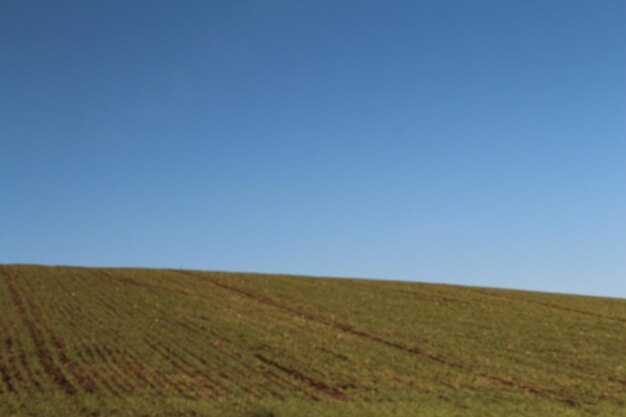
[[2, 1, 625, 297]]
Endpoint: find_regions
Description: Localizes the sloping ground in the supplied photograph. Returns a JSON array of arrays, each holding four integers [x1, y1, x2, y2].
[[0, 265, 624, 417]]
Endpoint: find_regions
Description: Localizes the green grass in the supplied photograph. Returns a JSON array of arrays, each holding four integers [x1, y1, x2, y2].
[[0, 265, 624, 416]]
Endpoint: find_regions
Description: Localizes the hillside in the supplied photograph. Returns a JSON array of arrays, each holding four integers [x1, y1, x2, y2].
[[0, 265, 624, 416]]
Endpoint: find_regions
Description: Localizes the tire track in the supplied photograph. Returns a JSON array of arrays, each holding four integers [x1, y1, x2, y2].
[[95, 271, 222, 398], [465, 288, 626, 324], [146, 270, 321, 398], [51, 297, 122, 397], [97, 270, 255, 398], [2, 267, 77, 395], [81, 278, 169, 395], [166, 273, 353, 397], [21, 269, 128, 395], [0, 273, 20, 395], [1, 321, 44, 394], [379, 283, 626, 393], [0, 335, 17, 395], [253, 353, 346, 400], [72, 271, 177, 396], [16, 271, 99, 394], [175, 270, 577, 405], [98, 270, 294, 399]]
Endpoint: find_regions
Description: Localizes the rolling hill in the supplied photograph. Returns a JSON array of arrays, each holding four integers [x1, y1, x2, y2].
[[0, 265, 624, 416]]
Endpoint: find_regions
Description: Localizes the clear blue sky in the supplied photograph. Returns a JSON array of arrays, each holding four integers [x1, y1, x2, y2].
[[2, 1, 625, 297]]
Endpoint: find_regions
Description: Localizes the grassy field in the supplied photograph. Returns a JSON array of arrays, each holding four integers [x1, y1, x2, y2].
[[0, 265, 624, 416]]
